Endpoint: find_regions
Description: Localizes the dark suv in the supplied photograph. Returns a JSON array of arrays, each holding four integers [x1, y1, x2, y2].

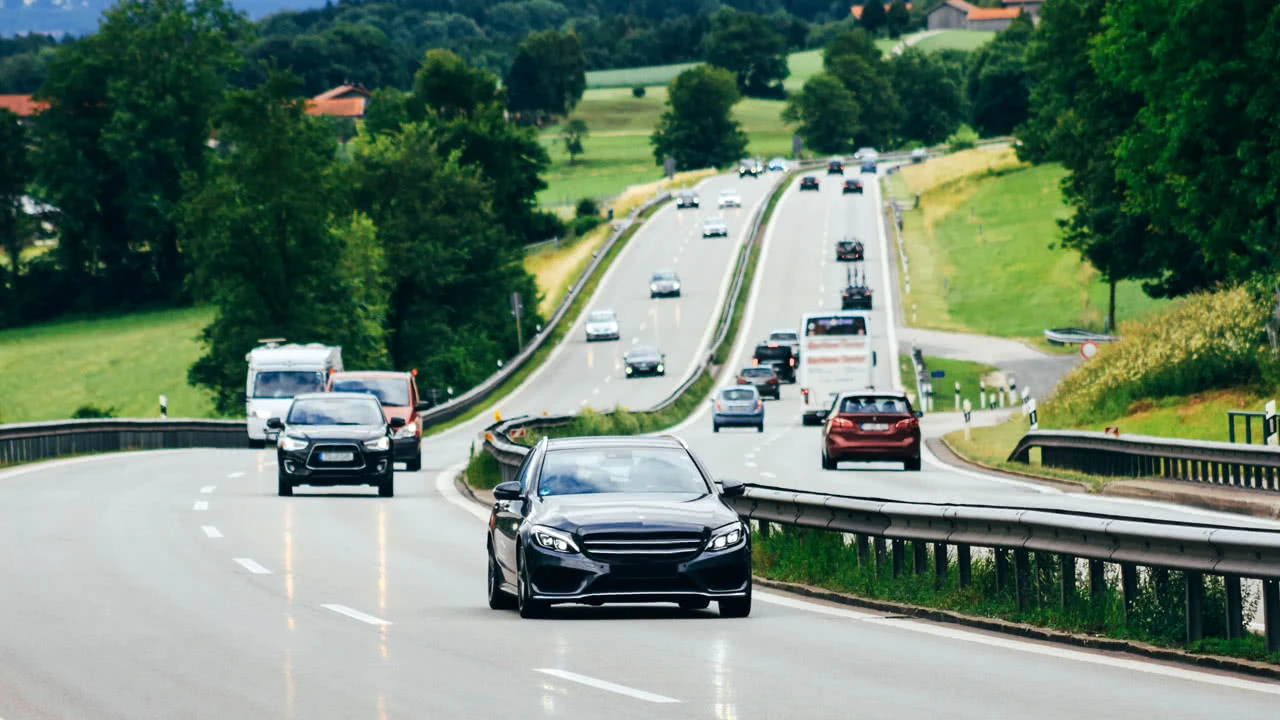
[[739, 159, 763, 178], [676, 191, 700, 209], [751, 343, 795, 383], [836, 239, 864, 262], [827, 158, 844, 174], [268, 392, 403, 497]]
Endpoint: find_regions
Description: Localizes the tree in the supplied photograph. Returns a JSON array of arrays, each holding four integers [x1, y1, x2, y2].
[[886, 1, 911, 39], [183, 71, 389, 413], [859, 2, 887, 35], [823, 30, 903, 147], [362, 87, 411, 136], [650, 65, 749, 172], [563, 118, 589, 164], [0, 109, 30, 279], [411, 49, 503, 120], [701, 8, 790, 98], [504, 29, 587, 121], [965, 13, 1032, 136], [889, 49, 964, 145], [782, 72, 859, 154]]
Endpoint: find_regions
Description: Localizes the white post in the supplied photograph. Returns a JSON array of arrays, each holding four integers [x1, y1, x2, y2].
[[926, 383, 934, 413], [159, 394, 168, 419], [962, 399, 972, 441], [1021, 387, 1030, 415], [1028, 398, 1039, 431], [905, 277, 911, 295], [912, 303, 918, 324], [954, 382, 961, 411], [979, 379, 987, 410], [1267, 400, 1278, 446], [999, 386, 1006, 408]]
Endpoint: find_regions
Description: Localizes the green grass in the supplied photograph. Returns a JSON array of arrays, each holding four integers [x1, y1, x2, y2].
[[464, 447, 505, 490], [0, 307, 217, 423], [585, 62, 700, 89], [892, 154, 1168, 339], [912, 29, 996, 53], [784, 49, 824, 92]]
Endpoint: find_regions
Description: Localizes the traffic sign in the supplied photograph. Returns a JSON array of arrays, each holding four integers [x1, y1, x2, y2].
[[1080, 340, 1098, 360], [930, 370, 945, 378]]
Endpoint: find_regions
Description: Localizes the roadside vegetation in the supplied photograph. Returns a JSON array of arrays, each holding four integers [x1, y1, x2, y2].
[[899, 354, 998, 413]]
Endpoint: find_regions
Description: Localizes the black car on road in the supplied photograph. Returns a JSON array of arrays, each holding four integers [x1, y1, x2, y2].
[[827, 158, 844, 174], [799, 176, 820, 191], [751, 343, 796, 383], [739, 158, 763, 178], [842, 276, 874, 310], [624, 345, 666, 378], [860, 159, 877, 174], [486, 436, 753, 618], [269, 392, 402, 497], [836, 239, 864, 262], [676, 191, 700, 209], [842, 178, 863, 194]]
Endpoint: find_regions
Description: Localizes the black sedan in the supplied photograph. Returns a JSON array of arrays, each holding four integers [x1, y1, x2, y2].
[[827, 158, 844, 174], [799, 176, 820, 191], [836, 239, 864, 261], [268, 392, 403, 497], [624, 345, 666, 377], [842, 282, 873, 310], [486, 436, 752, 618], [676, 191, 700, 209], [842, 178, 863, 194]]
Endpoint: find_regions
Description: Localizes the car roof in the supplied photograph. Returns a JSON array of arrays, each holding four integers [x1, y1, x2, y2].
[[838, 390, 908, 400], [330, 371, 409, 380], [295, 391, 380, 402], [769, 328, 797, 334], [720, 385, 760, 394], [545, 435, 686, 451]]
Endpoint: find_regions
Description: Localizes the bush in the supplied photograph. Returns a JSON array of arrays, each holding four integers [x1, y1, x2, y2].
[[632, 86, 645, 98], [72, 404, 118, 419], [947, 124, 978, 153], [1045, 286, 1277, 426], [575, 197, 600, 218]]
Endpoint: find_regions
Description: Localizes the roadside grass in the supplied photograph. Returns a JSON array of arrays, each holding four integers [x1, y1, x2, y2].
[[911, 29, 996, 53], [754, 526, 1280, 665], [907, 355, 999, 412], [464, 446, 505, 490], [890, 149, 1168, 339], [524, 225, 613, 317], [585, 61, 701, 89], [0, 307, 217, 423]]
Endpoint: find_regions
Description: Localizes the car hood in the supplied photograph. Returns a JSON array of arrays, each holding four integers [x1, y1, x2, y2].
[[535, 493, 736, 533], [283, 424, 385, 441], [586, 322, 617, 331], [651, 279, 678, 287], [627, 353, 662, 363]]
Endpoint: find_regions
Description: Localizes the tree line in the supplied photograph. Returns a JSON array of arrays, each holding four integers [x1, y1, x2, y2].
[[1015, 0, 1280, 330], [0, 0, 549, 413]]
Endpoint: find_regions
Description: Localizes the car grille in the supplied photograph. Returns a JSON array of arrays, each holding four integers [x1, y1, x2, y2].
[[305, 443, 365, 470], [581, 531, 705, 563]]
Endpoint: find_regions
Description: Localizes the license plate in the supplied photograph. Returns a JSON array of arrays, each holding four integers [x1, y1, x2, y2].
[[861, 423, 890, 431], [320, 451, 354, 462]]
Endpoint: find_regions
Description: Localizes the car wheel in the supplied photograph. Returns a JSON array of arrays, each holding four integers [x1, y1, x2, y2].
[[757, 424, 764, 433], [713, 424, 720, 433], [378, 472, 395, 498], [406, 445, 422, 472], [680, 598, 711, 611], [905, 456, 922, 472], [277, 470, 293, 497], [488, 547, 517, 610], [718, 584, 751, 618], [821, 449, 837, 471], [249, 438, 266, 449], [517, 550, 548, 619]]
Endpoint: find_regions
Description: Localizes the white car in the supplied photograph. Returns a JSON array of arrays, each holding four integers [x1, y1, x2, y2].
[[718, 190, 742, 209], [855, 147, 880, 162], [767, 157, 788, 171], [702, 217, 729, 237], [584, 309, 620, 342], [767, 328, 801, 359]]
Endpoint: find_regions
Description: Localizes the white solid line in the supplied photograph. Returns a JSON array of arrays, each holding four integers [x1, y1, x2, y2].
[[534, 669, 680, 704], [193, 501, 208, 511], [202, 526, 223, 538], [436, 464, 489, 521], [200, 485, 216, 494], [227, 471, 245, 478], [592, 387, 601, 396], [321, 604, 391, 626], [234, 558, 271, 574]]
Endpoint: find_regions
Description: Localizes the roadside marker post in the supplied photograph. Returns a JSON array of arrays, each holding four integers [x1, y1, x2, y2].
[[1028, 398, 1039, 431], [979, 379, 987, 410], [1267, 400, 1278, 446], [954, 382, 961, 411], [159, 394, 168, 419], [962, 399, 972, 441]]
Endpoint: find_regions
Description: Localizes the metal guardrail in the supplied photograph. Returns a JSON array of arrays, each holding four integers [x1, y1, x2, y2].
[[1008, 430, 1280, 493], [1043, 327, 1118, 345], [0, 418, 247, 466]]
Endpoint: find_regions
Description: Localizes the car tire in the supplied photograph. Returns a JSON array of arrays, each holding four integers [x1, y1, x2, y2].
[[249, 438, 266, 449], [277, 470, 294, 497], [757, 424, 764, 433], [488, 547, 517, 610], [713, 424, 720, 433], [406, 449, 422, 472], [821, 450, 837, 471], [377, 472, 394, 498], [517, 550, 548, 619], [719, 585, 751, 618], [680, 598, 711, 611], [905, 456, 922, 472]]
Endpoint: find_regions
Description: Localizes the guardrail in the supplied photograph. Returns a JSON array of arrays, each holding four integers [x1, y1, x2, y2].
[[0, 418, 246, 466], [1043, 327, 1118, 345], [1008, 430, 1280, 492]]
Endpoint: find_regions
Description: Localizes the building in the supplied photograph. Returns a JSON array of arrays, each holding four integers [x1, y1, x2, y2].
[[1002, 0, 1043, 22], [927, 0, 976, 30], [926, 0, 1037, 31], [850, 3, 913, 19], [967, 6, 1023, 31], [0, 94, 48, 124], [304, 85, 370, 120]]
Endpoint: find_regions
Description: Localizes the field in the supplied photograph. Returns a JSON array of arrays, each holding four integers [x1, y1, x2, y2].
[[887, 148, 1168, 340], [899, 353, 998, 411], [913, 29, 995, 53], [0, 307, 217, 423]]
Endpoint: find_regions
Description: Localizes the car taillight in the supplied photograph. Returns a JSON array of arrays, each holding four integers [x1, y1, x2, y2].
[[752, 358, 759, 366], [896, 418, 919, 431], [755, 399, 763, 411], [737, 378, 749, 384], [789, 358, 795, 367], [768, 378, 779, 384], [716, 400, 723, 412], [830, 417, 854, 429]]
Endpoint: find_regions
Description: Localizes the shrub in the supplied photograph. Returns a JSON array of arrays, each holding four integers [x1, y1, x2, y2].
[[947, 124, 978, 153], [567, 215, 603, 237], [1045, 286, 1277, 426], [575, 197, 600, 218], [631, 85, 646, 98], [72, 404, 117, 419]]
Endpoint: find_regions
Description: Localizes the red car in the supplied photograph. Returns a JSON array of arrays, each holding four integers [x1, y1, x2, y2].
[[820, 391, 922, 471], [327, 370, 431, 471]]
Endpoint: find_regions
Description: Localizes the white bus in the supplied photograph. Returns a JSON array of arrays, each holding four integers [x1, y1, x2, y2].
[[798, 311, 875, 425]]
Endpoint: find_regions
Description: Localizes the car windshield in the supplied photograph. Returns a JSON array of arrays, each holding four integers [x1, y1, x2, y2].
[[631, 346, 659, 357], [252, 370, 326, 399], [743, 367, 773, 377], [287, 397, 384, 425], [805, 315, 867, 336], [722, 388, 756, 401], [329, 377, 410, 406], [839, 396, 910, 415], [588, 311, 615, 323], [720, 190, 737, 196], [653, 271, 676, 280], [536, 447, 709, 496]]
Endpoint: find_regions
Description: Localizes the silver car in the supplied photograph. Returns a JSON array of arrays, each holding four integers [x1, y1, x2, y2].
[[584, 309, 620, 342], [650, 270, 681, 298], [702, 217, 729, 237]]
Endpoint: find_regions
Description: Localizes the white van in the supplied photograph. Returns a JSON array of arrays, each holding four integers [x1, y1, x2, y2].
[[244, 340, 343, 447]]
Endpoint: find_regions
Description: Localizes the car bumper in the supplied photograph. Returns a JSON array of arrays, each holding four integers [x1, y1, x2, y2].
[[842, 300, 872, 310], [677, 203, 699, 209], [718, 202, 741, 208], [524, 542, 751, 605], [703, 230, 729, 237], [586, 331, 620, 341], [836, 253, 864, 261], [392, 436, 420, 461], [715, 411, 764, 426], [651, 288, 681, 297], [625, 365, 664, 377], [747, 383, 779, 397], [277, 447, 393, 486], [800, 185, 819, 191], [825, 434, 920, 461], [842, 188, 863, 194]]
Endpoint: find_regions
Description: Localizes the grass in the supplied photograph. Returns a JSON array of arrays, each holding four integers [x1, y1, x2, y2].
[[524, 225, 614, 317], [912, 29, 996, 53], [585, 62, 701, 89], [0, 307, 217, 423], [905, 354, 998, 412], [464, 446, 505, 490], [754, 525, 1280, 665], [889, 148, 1168, 340]]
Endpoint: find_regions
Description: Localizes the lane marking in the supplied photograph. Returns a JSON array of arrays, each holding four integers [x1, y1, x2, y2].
[[234, 558, 272, 574], [745, 461, 757, 468], [534, 669, 680, 704], [638, 322, 646, 331], [873, 174, 904, 391], [193, 501, 208, 511], [200, 485, 216, 494], [322, 604, 391, 626], [227, 471, 244, 479], [202, 526, 223, 538], [592, 387, 601, 396], [761, 471, 777, 479], [437, 464, 489, 521]]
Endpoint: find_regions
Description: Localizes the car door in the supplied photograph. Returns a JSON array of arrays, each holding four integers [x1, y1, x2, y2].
[[492, 450, 536, 577]]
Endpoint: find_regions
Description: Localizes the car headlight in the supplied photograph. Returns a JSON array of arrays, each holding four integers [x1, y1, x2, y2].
[[650, 283, 658, 292], [364, 436, 391, 451], [656, 363, 664, 372], [253, 409, 272, 419], [709, 522, 746, 551], [672, 282, 680, 290], [393, 422, 417, 439], [531, 525, 579, 554], [278, 435, 308, 451]]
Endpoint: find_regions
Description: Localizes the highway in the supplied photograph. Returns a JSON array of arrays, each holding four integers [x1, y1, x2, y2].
[[3, 166, 1280, 718]]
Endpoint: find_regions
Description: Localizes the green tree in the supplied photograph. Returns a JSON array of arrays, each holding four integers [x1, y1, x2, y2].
[[859, 2, 888, 35], [886, 1, 911, 39], [184, 72, 388, 413], [824, 30, 903, 147], [32, 0, 250, 310], [411, 49, 503, 119], [965, 13, 1032, 136], [782, 72, 859, 154], [563, 118, 589, 164], [504, 29, 587, 121], [650, 65, 749, 172], [701, 8, 790, 98], [362, 87, 411, 136], [889, 48, 964, 145], [0, 109, 30, 278]]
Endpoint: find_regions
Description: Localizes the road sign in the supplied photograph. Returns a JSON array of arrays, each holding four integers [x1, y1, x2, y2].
[[664, 156, 675, 178], [1080, 340, 1098, 360], [792, 135, 803, 158], [509, 427, 526, 439], [930, 370, 945, 378]]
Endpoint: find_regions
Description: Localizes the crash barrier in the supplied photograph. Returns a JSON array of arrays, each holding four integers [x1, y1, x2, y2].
[[1009, 430, 1280, 493], [1228, 407, 1280, 445], [0, 418, 247, 466], [1043, 327, 1118, 345]]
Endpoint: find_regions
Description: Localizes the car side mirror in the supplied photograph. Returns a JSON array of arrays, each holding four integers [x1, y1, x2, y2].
[[414, 401, 432, 412], [915, 410, 924, 418], [493, 481, 522, 501], [389, 416, 407, 429], [815, 409, 830, 421], [718, 478, 746, 497], [265, 417, 284, 430]]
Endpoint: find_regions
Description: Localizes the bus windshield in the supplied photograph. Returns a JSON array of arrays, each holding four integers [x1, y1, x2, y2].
[[804, 315, 867, 336]]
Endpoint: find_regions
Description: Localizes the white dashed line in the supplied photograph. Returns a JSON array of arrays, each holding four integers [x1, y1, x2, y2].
[[234, 558, 271, 574], [200, 485, 216, 494], [201, 526, 223, 538], [631, 337, 639, 344], [227, 471, 244, 479], [593, 387, 601, 396], [760, 472, 777, 479], [193, 501, 208, 511], [534, 669, 679, 704], [322, 604, 391, 626], [639, 323, 646, 331], [745, 462, 758, 468]]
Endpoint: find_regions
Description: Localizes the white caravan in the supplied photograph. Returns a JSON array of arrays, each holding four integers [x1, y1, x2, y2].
[[798, 311, 875, 425], [244, 340, 343, 447]]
